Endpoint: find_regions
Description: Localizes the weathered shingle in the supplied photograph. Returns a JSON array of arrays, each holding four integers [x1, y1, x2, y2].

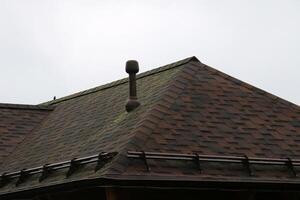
[[0, 57, 300, 195], [0, 104, 52, 165]]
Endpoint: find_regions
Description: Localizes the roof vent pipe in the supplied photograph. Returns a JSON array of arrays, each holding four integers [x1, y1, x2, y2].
[[125, 60, 140, 112]]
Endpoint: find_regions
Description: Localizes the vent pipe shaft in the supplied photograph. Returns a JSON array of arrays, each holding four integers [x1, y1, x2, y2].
[[125, 60, 140, 112]]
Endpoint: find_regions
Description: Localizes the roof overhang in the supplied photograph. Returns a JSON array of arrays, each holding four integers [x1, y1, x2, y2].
[[3, 176, 300, 199]]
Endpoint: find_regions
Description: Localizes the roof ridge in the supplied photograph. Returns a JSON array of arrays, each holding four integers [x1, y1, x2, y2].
[[191, 62, 300, 110], [103, 61, 194, 174], [42, 56, 199, 106], [105, 59, 300, 177], [0, 103, 54, 111], [0, 59, 192, 183]]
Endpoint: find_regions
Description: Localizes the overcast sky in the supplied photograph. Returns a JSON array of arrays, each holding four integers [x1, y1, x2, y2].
[[0, 0, 299, 105]]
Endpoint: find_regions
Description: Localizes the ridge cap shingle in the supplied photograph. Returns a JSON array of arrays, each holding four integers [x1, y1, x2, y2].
[[42, 56, 200, 106]]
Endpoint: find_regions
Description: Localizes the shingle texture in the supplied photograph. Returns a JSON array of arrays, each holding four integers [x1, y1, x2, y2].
[[0, 104, 52, 165], [0, 57, 300, 195], [110, 60, 300, 181]]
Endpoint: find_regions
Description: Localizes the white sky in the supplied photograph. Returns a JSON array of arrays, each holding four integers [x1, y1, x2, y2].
[[0, 0, 299, 105]]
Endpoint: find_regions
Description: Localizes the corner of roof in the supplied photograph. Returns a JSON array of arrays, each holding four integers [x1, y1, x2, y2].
[[188, 56, 200, 63], [103, 56, 300, 177], [103, 58, 201, 174]]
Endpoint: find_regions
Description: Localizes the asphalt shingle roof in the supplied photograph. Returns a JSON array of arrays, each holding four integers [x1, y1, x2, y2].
[[0, 57, 300, 195], [0, 104, 52, 166]]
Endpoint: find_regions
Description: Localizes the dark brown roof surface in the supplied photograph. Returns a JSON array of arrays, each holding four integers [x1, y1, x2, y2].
[[0, 57, 300, 195], [0, 104, 52, 165]]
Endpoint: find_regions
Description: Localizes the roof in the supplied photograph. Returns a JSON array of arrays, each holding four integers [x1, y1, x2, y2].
[[0, 57, 300, 196], [0, 104, 52, 166]]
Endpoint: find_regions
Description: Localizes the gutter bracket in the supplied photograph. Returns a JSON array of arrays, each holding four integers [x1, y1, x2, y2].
[[66, 158, 80, 178], [243, 155, 253, 176], [16, 169, 29, 186], [194, 153, 202, 173], [39, 164, 52, 182], [141, 151, 150, 172], [286, 157, 297, 177], [95, 152, 118, 172], [0, 173, 9, 188]]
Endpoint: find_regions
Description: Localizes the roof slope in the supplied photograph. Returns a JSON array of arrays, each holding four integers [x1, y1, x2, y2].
[[0, 104, 52, 165], [0, 57, 300, 195], [0, 57, 194, 173], [108, 59, 300, 180]]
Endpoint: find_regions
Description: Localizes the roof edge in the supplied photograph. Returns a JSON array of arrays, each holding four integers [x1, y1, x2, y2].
[[42, 56, 200, 106], [192, 62, 300, 109], [2, 175, 300, 198], [0, 103, 54, 111]]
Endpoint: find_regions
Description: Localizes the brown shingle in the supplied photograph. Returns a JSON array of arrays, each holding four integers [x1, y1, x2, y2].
[[0, 104, 52, 165], [0, 57, 300, 195]]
